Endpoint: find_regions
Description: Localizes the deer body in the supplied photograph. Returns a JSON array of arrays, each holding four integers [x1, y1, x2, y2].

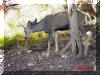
[[25, 11, 69, 57]]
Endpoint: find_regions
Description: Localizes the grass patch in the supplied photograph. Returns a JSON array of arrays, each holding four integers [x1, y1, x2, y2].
[[4, 34, 27, 50], [4, 32, 48, 50], [3, 31, 69, 51], [0, 37, 4, 48]]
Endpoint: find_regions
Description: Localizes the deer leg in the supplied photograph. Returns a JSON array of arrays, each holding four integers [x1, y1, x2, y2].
[[84, 31, 92, 56], [78, 18, 89, 57], [79, 23, 91, 57], [54, 31, 58, 52], [46, 31, 52, 57], [76, 36, 82, 57], [84, 39, 89, 56]]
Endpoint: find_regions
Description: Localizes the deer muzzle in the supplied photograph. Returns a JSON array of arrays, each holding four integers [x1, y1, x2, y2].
[[25, 36, 28, 40]]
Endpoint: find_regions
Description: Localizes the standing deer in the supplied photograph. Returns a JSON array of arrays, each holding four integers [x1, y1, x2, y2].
[[24, 11, 70, 57]]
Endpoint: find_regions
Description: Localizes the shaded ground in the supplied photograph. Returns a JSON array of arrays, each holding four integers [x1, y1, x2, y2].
[[0, 50, 4, 75], [4, 39, 96, 71]]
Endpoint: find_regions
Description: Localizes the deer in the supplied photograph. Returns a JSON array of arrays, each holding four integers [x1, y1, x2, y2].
[[18, 10, 90, 57], [23, 11, 70, 57]]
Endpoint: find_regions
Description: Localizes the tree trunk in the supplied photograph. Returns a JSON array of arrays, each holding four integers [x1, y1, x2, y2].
[[67, 3, 83, 57]]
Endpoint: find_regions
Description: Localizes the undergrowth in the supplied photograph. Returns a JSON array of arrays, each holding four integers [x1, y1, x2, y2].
[[3, 32, 48, 50], [1, 31, 68, 51], [0, 37, 4, 48]]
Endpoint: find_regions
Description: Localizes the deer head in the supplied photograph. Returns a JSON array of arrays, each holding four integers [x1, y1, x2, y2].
[[24, 19, 37, 40], [17, 18, 38, 40]]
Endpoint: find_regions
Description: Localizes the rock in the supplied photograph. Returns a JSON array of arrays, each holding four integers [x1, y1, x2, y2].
[[0, 59, 3, 63], [18, 52, 21, 55], [11, 54, 14, 56], [39, 57, 43, 60], [50, 65, 53, 68], [0, 55, 4, 59], [8, 64, 10, 67], [58, 65, 63, 68], [27, 63, 34, 67], [27, 50, 32, 53], [61, 54, 67, 58], [42, 52, 46, 56], [0, 54, 4, 64]]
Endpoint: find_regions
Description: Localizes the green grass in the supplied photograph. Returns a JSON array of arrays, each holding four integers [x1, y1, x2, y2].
[[4, 34, 27, 50], [3, 31, 69, 50], [0, 37, 4, 48], [4, 32, 48, 50]]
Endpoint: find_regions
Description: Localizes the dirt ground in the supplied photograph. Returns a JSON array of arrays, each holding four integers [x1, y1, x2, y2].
[[4, 39, 96, 71], [0, 50, 4, 75]]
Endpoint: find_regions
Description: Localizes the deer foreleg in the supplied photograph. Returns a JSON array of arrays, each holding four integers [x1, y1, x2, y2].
[[54, 31, 58, 52], [79, 24, 92, 56], [46, 31, 52, 57]]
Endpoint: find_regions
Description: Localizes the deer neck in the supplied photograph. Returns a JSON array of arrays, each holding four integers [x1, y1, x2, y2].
[[30, 20, 44, 32]]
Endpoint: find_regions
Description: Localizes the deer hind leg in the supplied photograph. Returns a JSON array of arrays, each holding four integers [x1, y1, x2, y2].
[[79, 29, 91, 57], [79, 24, 92, 56], [54, 31, 58, 52], [76, 36, 83, 57], [84, 39, 89, 56], [81, 31, 88, 57], [78, 18, 89, 57], [84, 31, 92, 56], [46, 31, 52, 57]]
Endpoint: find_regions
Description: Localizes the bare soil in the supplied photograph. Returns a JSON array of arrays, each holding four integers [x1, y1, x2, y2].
[[0, 50, 4, 75], [4, 39, 96, 71]]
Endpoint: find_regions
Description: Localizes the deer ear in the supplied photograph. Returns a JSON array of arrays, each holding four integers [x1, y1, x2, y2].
[[27, 20, 32, 26], [33, 18, 37, 23]]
